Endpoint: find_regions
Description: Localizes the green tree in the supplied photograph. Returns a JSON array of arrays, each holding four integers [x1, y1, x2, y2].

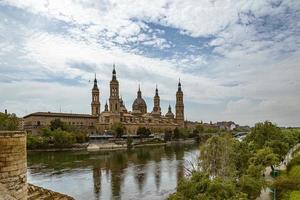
[[50, 119, 66, 131], [249, 147, 279, 171], [111, 122, 124, 138], [136, 127, 151, 138], [173, 127, 180, 139], [168, 172, 247, 200], [200, 134, 237, 180], [238, 175, 264, 199], [0, 112, 19, 131]]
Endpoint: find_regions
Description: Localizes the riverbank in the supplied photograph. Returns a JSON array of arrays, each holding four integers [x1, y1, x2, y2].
[[28, 138, 197, 152]]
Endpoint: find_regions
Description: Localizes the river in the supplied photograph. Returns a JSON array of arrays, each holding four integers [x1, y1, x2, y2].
[[27, 144, 199, 200]]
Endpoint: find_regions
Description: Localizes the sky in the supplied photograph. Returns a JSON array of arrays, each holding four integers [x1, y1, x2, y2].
[[0, 0, 299, 126]]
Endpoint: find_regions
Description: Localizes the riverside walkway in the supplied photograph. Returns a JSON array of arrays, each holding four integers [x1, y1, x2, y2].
[[256, 143, 300, 200]]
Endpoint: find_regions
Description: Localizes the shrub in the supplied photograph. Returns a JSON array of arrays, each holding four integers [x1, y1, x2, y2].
[[27, 134, 49, 149]]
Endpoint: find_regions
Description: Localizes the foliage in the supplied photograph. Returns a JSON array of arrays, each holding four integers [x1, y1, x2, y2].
[[0, 112, 19, 131], [173, 127, 191, 139], [287, 154, 300, 172], [27, 126, 87, 149], [27, 134, 49, 149], [51, 128, 76, 146], [249, 147, 279, 169], [173, 127, 180, 139], [136, 127, 151, 138], [168, 172, 247, 200], [50, 118, 67, 131], [238, 175, 264, 199], [126, 136, 133, 149], [245, 121, 298, 160], [200, 134, 237, 180], [169, 121, 299, 200], [111, 122, 125, 138], [164, 129, 173, 142]]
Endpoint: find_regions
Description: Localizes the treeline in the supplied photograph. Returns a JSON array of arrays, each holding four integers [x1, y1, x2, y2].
[[27, 119, 88, 149], [169, 121, 300, 200]]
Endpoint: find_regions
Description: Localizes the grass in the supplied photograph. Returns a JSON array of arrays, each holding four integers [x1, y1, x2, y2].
[[289, 191, 300, 200], [289, 165, 300, 179]]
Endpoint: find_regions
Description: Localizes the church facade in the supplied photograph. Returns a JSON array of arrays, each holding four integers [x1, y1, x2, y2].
[[92, 65, 185, 134]]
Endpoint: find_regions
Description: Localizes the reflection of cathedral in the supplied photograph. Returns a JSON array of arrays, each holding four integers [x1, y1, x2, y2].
[[92, 65, 185, 134]]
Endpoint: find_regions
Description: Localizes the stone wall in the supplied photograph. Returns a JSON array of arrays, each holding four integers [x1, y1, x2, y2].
[[0, 131, 27, 200]]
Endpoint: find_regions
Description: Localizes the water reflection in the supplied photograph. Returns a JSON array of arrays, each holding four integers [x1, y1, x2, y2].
[[27, 144, 199, 200]]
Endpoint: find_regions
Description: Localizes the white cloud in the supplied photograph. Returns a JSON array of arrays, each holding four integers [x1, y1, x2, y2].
[[1, 0, 300, 126]]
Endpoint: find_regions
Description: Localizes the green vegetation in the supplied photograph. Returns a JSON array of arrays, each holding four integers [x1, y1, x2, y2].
[[273, 152, 300, 199], [136, 127, 151, 138], [169, 121, 300, 200], [27, 119, 88, 149], [0, 112, 19, 131], [111, 122, 125, 138]]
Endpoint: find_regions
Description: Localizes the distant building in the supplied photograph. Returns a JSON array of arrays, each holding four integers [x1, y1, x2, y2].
[[96, 65, 184, 134], [216, 121, 237, 131], [23, 65, 185, 135], [23, 112, 97, 134]]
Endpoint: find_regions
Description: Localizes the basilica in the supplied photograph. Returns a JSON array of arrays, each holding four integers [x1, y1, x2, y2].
[[92, 65, 185, 134]]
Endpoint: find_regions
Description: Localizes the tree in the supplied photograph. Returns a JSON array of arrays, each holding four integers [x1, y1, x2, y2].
[[168, 172, 247, 200], [164, 129, 172, 142], [200, 134, 237, 180], [245, 121, 281, 150], [50, 119, 66, 131], [111, 122, 124, 138], [0, 112, 19, 131], [136, 127, 151, 138], [249, 147, 279, 171], [173, 127, 180, 139], [238, 175, 264, 200]]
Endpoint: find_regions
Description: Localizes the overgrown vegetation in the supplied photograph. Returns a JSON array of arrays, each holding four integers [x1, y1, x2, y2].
[[273, 151, 300, 199], [169, 121, 300, 200]]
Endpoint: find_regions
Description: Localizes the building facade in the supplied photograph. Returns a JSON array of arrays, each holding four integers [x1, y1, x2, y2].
[[96, 66, 185, 134], [23, 112, 97, 135], [23, 65, 185, 135]]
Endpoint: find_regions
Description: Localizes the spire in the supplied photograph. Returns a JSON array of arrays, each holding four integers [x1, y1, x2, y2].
[[93, 73, 98, 89], [168, 104, 172, 112], [105, 101, 108, 111], [178, 78, 182, 92], [155, 84, 158, 96], [112, 64, 116, 80], [137, 84, 142, 98]]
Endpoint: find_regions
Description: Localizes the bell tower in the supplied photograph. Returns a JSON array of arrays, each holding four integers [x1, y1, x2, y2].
[[152, 85, 161, 117], [175, 79, 184, 126], [91, 74, 100, 116], [109, 65, 120, 113]]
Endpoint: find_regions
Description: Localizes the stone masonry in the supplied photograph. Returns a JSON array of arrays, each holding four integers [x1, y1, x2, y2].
[[0, 131, 27, 200]]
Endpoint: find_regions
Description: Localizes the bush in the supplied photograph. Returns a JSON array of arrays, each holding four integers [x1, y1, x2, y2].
[[27, 134, 49, 149], [52, 129, 76, 146]]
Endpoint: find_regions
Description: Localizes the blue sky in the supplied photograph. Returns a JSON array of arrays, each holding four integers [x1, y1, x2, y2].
[[0, 0, 300, 126]]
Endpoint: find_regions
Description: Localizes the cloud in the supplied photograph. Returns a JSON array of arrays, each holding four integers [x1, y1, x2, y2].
[[0, 0, 300, 126]]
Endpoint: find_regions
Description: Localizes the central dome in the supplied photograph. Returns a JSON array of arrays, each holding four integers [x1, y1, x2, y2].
[[132, 86, 147, 114]]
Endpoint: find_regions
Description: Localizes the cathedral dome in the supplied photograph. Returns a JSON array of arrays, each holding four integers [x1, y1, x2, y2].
[[132, 86, 147, 114]]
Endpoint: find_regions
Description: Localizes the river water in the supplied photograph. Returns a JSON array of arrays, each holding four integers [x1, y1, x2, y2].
[[27, 144, 199, 200]]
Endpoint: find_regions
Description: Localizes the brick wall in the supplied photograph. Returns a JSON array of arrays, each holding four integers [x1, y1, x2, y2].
[[0, 131, 27, 200]]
